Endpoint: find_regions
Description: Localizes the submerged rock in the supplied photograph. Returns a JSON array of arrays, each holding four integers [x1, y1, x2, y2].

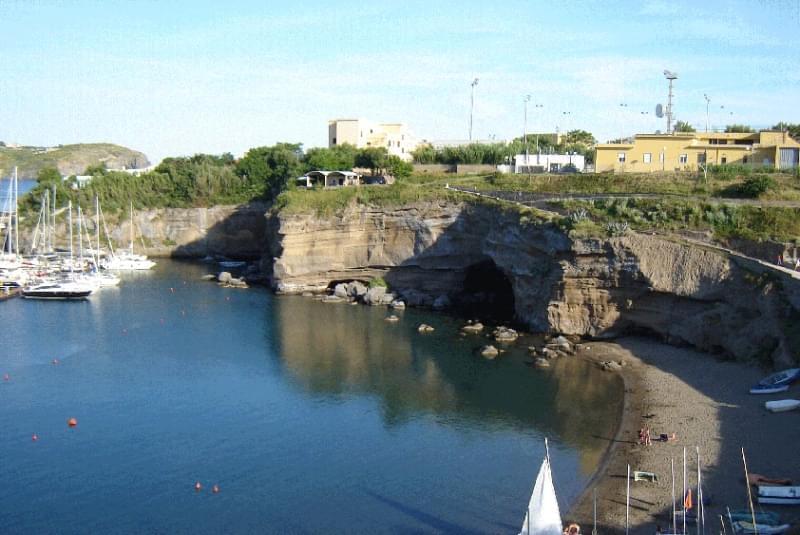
[[461, 322, 484, 334], [322, 295, 345, 304], [481, 345, 499, 359], [417, 323, 435, 333], [534, 358, 550, 368], [493, 326, 519, 343], [385, 315, 400, 322], [390, 300, 406, 310]]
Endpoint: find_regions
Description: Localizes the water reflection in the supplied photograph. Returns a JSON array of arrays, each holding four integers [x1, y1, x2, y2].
[[271, 295, 623, 474]]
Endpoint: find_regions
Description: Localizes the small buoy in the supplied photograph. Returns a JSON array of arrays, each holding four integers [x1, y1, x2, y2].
[[32, 434, 39, 441], [183, 280, 187, 285], [67, 418, 77, 428], [170, 287, 175, 293], [52, 359, 60, 365], [212, 484, 220, 494], [181, 309, 186, 316], [195, 481, 202, 492], [122, 328, 128, 335], [3, 373, 9, 381]]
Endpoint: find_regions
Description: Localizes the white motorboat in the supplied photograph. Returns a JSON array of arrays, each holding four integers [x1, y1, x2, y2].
[[765, 399, 800, 413], [758, 485, 800, 505], [22, 280, 94, 300]]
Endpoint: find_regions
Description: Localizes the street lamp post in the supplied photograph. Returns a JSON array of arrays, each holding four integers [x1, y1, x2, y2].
[[533, 104, 543, 156], [469, 78, 479, 141], [524, 95, 531, 173], [619, 103, 628, 142], [704, 94, 711, 133]]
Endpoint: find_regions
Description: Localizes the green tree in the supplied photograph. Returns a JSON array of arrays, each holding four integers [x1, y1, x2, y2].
[[674, 121, 696, 133], [725, 124, 754, 133], [563, 129, 597, 146], [355, 147, 389, 175], [304, 143, 358, 171], [411, 144, 437, 164], [386, 156, 413, 178], [37, 166, 62, 185], [236, 143, 304, 198]]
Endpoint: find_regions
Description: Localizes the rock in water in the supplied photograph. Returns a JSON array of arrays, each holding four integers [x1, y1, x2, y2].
[[534, 358, 550, 368], [348, 281, 368, 299], [385, 315, 400, 322], [390, 300, 406, 310], [493, 326, 518, 343], [417, 323, 435, 333], [364, 287, 386, 306], [217, 271, 232, 283], [481, 345, 499, 359], [461, 322, 484, 333]]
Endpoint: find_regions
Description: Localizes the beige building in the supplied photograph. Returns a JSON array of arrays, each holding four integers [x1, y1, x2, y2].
[[596, 131, 800, 173], [328, 119, 418, 161]]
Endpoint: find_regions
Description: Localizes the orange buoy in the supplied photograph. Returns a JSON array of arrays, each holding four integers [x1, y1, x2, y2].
[[67, 418, 78, 428], [195, 481, 202, 492], [212, 484, 220, 494], [32, 434, 39, 441]]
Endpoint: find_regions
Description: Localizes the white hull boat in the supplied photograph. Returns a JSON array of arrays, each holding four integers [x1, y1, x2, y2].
[[22, 280, 94, 300], [750, 384, 790, 395], [758, 485, 800, 505], [765, 399, 800, 413]]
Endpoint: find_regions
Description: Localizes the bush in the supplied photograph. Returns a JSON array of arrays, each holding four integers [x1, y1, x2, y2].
[[738, 175, 776, 198], [368, 277, 387, 288]]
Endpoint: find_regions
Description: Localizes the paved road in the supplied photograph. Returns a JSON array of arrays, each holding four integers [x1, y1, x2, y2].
[[445, 185, 800, 282]]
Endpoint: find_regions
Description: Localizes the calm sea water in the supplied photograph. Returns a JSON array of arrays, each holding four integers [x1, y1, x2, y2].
[[0, 178, 37, 201], [0, 260, 623, 534]]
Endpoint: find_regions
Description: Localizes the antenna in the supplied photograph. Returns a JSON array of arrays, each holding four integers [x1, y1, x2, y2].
[[655, 103, 664, 118], [663, 70, 678, 134]]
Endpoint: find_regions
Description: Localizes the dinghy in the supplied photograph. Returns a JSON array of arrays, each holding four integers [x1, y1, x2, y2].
[[750, 384, 790, 395], [753, 368, 800, 388], [518, 441, 563, 535], [728, 510, 782, 525], [748, 474, 792, 487], [764, 399, 800, 413], [757, 485, 800, 505], [731, 521, 790, 534]]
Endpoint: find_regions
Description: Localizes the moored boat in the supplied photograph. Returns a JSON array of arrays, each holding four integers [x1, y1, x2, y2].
[[732, 521, 790, 534], [757, 485, 800, 505], [750, 384, 790, 395], [22, 280, 94, 300], [752, 368, 800, 392], [764, 399, 800, 413], [728, 510, 782, 525], [518, 441, 563, 535]]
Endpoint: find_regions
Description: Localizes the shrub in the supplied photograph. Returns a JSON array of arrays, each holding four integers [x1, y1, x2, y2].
[[739, 175, 776, 198], [368, 277, 387, 288]]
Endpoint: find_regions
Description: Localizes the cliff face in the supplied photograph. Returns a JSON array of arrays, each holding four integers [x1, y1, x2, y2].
[[109, 202, 268, 258], [270, 201, 800, 366]]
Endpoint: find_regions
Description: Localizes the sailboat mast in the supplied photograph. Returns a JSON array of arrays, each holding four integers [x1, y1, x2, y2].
[[52, 184, 56, 252], [68, 200, 73, 272], [742, 448, 759, 535], [671, 458, 677, 535], [592, 488, 597, 535], [95, 195, 100, 257], [696, 447, 704, 535], [683, 447, 687, 535], [626, 464, 630, 535], [129, 201, 134, 254], [78, 205, 83, 269], [13, 167, 19, 256]]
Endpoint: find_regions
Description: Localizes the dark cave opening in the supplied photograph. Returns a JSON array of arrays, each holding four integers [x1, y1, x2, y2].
[[456, 259, 516, 322]]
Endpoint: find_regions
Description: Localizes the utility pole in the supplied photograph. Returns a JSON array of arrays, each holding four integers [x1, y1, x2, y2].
[[704, 94, 711, 133], [619, 103, 628, 142], [469, 78, 479, 141], [664, 70, 678, 134]]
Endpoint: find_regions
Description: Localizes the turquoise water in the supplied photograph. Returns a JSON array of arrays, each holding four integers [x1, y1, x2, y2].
[[0, 260, 622, 534]]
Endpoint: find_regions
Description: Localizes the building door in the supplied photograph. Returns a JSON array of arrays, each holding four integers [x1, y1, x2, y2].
[[779, 148, 799, 169]]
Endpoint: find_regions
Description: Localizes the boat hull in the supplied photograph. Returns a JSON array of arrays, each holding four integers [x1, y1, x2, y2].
[[750, 385, 790, 395], [758, 485, 800, 505], [765, 400, 800, 413]]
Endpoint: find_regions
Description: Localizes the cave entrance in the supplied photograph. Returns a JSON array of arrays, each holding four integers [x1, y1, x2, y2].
[[459, 259, 515, 321]]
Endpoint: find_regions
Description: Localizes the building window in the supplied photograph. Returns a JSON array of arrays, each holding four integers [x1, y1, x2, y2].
[[743, 156, 748, 164], [697, 153, 706, 164], [721, 156, 727, 164], [643, 153, 652, 163], [332, 137, 337, 145], [617, 152, 626, 163], [679, 154, 688, 164], [370, 129, 373, 134]]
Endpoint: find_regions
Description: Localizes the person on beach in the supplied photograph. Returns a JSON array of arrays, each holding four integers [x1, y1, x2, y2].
[[777, 254, 783, 266], [644, 426, 652, 446], [795, 257, 800, 271]]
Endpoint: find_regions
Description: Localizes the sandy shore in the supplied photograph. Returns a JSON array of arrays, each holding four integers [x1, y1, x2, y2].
[[567, 337, 800, 535]]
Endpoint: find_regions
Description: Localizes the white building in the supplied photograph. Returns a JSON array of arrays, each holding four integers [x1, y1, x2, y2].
[[328, 119, 417, 161], [514, 153, 585, 173]]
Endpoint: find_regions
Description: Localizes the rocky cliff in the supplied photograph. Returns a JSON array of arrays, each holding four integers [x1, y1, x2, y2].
[[269, 201, 800, 366]]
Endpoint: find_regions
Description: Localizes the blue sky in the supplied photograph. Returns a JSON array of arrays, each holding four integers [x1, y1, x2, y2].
[[1, 0, 798, 164]]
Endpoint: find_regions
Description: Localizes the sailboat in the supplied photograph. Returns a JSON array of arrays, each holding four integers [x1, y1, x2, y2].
[[103, 202, 155, 270], [519, 440, 564, 535]]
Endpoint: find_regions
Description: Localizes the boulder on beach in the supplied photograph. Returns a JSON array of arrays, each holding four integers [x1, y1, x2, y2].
[[417, 323, 435, 333], [462, 322, 484, 334], [599, 360, 623, 372], [481, 345, 499, 359], [333, 283, 349, 299]]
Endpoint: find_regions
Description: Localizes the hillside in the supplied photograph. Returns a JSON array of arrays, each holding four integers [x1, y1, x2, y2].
[[0, 143, 149, 178]]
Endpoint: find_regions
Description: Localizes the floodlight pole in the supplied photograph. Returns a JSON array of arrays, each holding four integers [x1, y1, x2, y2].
[[469, 78, 479, 141], [704, 94, 711, 133], [664, 70, 678, 134], [524, 95, 530, 173], [619, 103, 628, 142]]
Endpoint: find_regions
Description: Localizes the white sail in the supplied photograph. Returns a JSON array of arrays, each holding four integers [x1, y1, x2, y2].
[[519, 456, 563, 535]]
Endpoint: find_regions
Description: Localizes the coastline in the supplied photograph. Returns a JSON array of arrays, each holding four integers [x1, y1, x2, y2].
[[567, 337, 800, 535]]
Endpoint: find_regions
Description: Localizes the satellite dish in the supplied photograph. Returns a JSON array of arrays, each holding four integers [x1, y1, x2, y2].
[[655, 104, 664, 118]]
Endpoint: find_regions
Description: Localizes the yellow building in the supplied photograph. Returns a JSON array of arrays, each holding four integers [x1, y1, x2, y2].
[[328, 118, 418, 161], [595, 131, 800, 173]]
